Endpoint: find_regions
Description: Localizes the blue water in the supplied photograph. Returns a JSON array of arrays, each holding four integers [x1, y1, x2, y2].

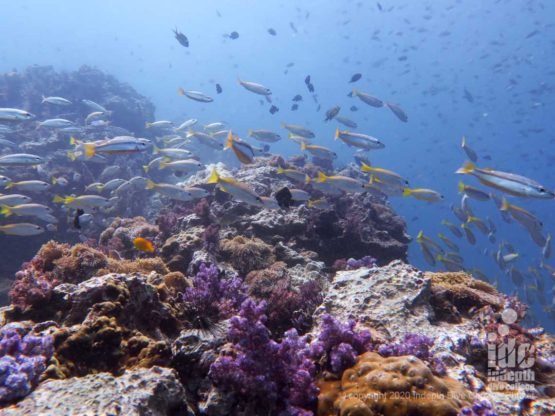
[[1, 0, 554, 331]]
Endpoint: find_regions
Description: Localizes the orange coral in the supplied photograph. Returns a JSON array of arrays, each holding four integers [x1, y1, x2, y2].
[[318, 352, 473, 416]]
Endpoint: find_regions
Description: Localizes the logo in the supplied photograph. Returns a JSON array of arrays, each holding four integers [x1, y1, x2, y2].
[[486, 308, 535, 393]]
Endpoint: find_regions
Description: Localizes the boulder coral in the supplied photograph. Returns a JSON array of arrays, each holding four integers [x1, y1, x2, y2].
[[219, 236, 276, 276], [317, 352, 474, 416]]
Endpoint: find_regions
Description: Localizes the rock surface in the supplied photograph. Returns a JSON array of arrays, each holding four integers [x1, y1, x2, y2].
[[3, 366, 190, 416]]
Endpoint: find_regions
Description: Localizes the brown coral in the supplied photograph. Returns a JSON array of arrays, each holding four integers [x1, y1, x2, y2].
[[219, 235, 275, 275], [318, 352, 474, 416], [427, 272, 504, 323]]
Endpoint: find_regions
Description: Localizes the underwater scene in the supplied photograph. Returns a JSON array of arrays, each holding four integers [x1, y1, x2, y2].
[[0, 0, 554, 414]]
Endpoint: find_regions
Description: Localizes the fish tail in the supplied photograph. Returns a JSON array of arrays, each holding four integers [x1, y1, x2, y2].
[[300, 141, 306, 151], [4, 182, 13, 189], [360, 161, 372, 172], [153, 145, 160, 154], [500, 198, 510, 212], [247, 129, 253, 137], [461, 135, 467, 147], [142, 165, 150, 173], [67, 151, 77, 161], [41, 95, 46, 103], [456, 161, 475, 174], [84, 143, 96, 159], [145, 122, 151, 128], [305, 175, 311, 185], [145, 180, 156, 190], [69, 136, 79, 145], [276, 167, 284, 174], [334, 128, 340, 140], [51, 177, 57, 185], [307, 199, 315, 208], [317, 171, 328, 183], [458, 181, 465, 193], [402, 188, 412, 197], [177, 87, 185, 96], [0, 205, 12, 217], [416, 230, 424, 240], [225, 131, 233, 149], [207, 168, 220, 184], [352, 89, 358, 96]]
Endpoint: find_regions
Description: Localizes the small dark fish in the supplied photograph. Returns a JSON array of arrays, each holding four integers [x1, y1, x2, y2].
[[307, 83, 315, 93], [269, 105, 279, 114], [350, 105, 359, 112], [292, 94, 303, 102], [304, 75, 311, 85], [229, 31, 239, 40], [274, 187, 293, 209], [73, 208, 85, 229], [289, 22, 298, 33], [325, 106, 340, 121], [463, 88, 474, 103], [349, 73, 362, 83], [525, 30, 540, 39], [377, 2, 383, 11], [385, 102, 408, 122], [267, 28, 277, 36], [216, 83, 223, 94], [173, 28, 189, 47], [291, 103, 299, 111]]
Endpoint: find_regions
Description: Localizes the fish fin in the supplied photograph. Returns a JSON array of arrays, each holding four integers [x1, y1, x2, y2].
[[458, 181, 465, 193], [456, 161, 475, 174], [402, 188, 412, 196], [145, 180, 156, 190], [360, 161, 372, 172], [142, 165, 149, 173], [416, 230, 424, 240], [0, 205, 12, 217], [500, 198, 510, 212], [276, 167, 284, 174], [225, 131, 233, 149], [305, 175, 311, 185], [177, 87, 185, 96], [317, 171, 327, 183], [84, 143, 96, 159], [300, 141, 306, 151], [207, 168, 220, 184], [69, 136, 79, 145], [461, 135, 467, 147], [334, 128, 340, 140]]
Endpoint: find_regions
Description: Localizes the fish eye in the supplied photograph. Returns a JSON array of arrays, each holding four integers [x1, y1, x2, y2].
[[539, 187, 546, 193]]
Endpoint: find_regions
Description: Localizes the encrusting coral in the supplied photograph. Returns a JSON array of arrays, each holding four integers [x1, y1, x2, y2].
[[317, 352, 475, 416]]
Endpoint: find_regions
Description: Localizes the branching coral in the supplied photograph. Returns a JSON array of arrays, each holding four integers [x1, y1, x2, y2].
[[220, 236, 275, 275], [182, 263, 247, 322], [318, 352, 474, 416], [309, 314, 372, 375], [209, 299, 318, 415], [0, 325, 53, 403]]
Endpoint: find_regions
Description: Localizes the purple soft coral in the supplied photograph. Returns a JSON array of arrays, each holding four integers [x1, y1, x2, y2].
[[309, 314, 372, 374], [378, 333, 447, 375], [209, 299, 318, 414], [182, 263, 247, 320], [0, 325, 53, 403]]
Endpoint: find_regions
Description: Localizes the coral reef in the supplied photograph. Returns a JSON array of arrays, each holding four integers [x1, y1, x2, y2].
[[317, 352, 474, 416], [0, 324, 53, 403], [3, 366, 190, 415]]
